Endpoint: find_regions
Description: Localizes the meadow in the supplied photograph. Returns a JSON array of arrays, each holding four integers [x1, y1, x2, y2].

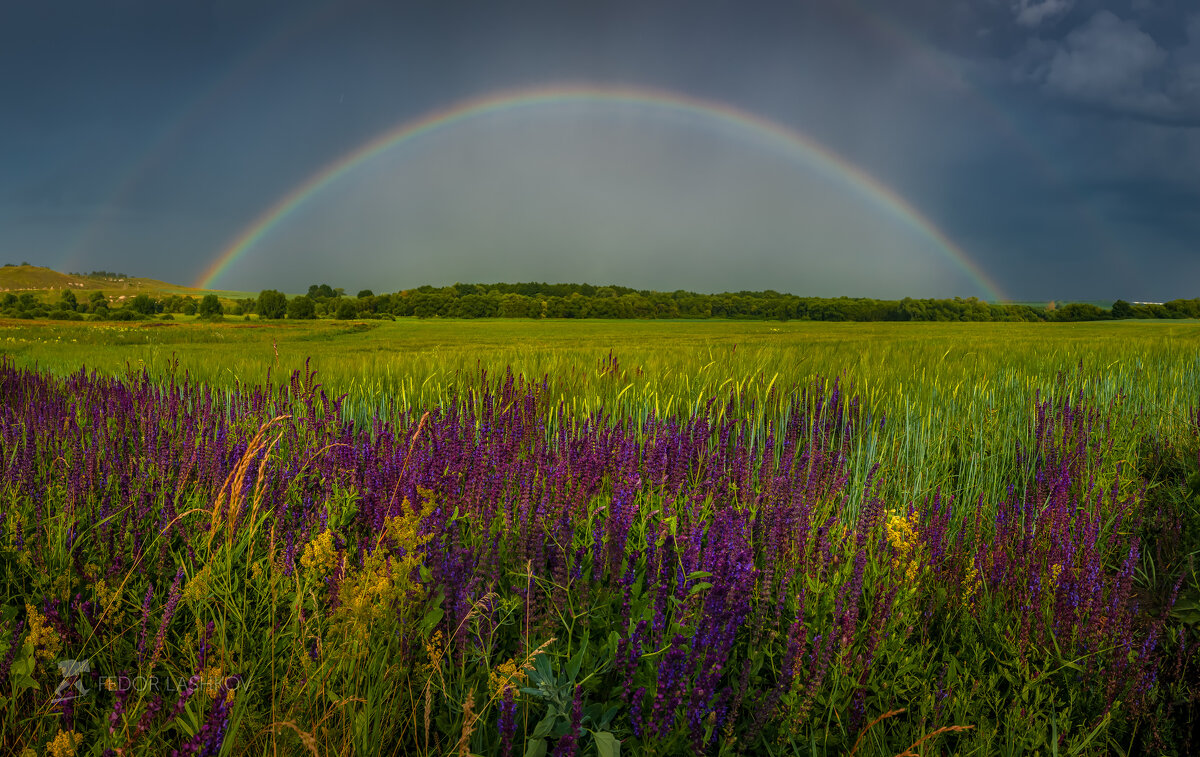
[[1, 316, 1198, 755]]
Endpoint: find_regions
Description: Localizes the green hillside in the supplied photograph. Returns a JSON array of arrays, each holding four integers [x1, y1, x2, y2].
[[0, 264, 175, 293]]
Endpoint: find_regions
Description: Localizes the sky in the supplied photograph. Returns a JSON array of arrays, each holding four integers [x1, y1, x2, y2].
[[1, 0, 1198, 301]]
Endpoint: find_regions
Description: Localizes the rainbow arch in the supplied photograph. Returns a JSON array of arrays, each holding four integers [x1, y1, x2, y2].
[[197, 84, 1006, 300]]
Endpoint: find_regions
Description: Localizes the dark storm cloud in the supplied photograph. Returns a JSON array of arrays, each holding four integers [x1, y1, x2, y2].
[[1012, 8, 1200, 123], [0, 0, 1197, 300]]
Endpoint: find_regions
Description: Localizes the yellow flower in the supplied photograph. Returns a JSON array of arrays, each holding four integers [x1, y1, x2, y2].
[[884, 509, 924, 584], [183, 564, 212, 604], [963, 564, 983, 610], [1048, 563, 1063, 587], [422, 630, 446, 677], [46, 729, 82, 757], [200, 665, 226, 699], [26, 603, 62, 661], [299, 530, 338, 578], [489, 657, 532, 699], [94, 578, 122, 612]]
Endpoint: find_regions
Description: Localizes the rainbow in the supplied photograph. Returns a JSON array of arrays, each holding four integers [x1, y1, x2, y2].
[[197, 84, 1007, 300]]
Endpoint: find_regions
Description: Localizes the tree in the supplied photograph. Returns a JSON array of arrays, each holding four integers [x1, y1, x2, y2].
[[60, 289, 77, 308], [307, 284, 335, 300], [336, 300, 357, 319], [1111, 299, 1133, 319], [257, 289, 287, 319], [287, 295, 316, 319], [357, 289, 374, 298], [198, 294, 223, 317], [128, 294, 157, 315]]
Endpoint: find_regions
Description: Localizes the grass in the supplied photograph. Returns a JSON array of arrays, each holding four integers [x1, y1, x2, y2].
[[4, 316, 1197, 506], [1, 316, 1198, 755]]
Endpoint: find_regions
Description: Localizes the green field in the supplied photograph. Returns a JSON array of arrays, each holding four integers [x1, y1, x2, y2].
[[2, 316, 1198, 755], [4, 316, 1197, 504]]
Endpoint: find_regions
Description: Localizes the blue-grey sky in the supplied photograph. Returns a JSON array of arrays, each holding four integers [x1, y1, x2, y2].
[[2, 0, 1197, 301]]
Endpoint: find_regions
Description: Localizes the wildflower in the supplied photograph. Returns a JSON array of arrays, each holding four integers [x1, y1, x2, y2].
[[149, 568, 185, 668], [200, 665, 226, 699], [46, 729, 82, 757], [182, 565, 212, 605], [26, 603, 62, 661], [962, 564, 983, 610], [497, 688, 518, 757], [299, 530, 338, 578], [488, 657, 531, 699], [94, 578, 121, 612], [884, 509, 925, 584]]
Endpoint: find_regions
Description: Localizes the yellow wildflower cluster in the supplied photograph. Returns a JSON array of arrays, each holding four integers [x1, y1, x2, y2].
[[183, 564, 212, 604], [299, 530, 339, 578], [93, 578, 122, 613], [963, 564, 983, 609], [1048, 563, 1063, 587], [489, 657, 532, 699], [50, 574, 72, 601], [884, 509, 925, 583], [46, 729, 82, 757], [26, 603, 62, 661], [328, 495, 435, 645], [335, 555, 398, 645], [422, 630, 446, 678], [200, 664, 226, 699]]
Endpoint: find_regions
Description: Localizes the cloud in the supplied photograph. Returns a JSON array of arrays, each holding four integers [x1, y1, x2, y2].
[[1043, 12, 1166, 105], [1168, 15, 1200, 105], [1013, 0, 1074, 27]]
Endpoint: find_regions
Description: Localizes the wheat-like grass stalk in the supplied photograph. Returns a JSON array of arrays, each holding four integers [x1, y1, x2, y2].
[[848, 709, 907, 757], [456, 688, 476, 757], [207, 414, 290, 552], [893, 723, 975, 756], [263, 720, 320, 756]]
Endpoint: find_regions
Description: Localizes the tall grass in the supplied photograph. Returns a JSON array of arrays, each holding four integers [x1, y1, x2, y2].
[[0, 319, 1198, 754]]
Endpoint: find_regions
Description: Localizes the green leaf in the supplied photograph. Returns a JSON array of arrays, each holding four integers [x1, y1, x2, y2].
[[523, 739, 547, 757], [566, 638, 588, 683], [687, 582, 713, 596], [11, 644, 34, 678], [593, 731, 621, 757], [421, 604, 444, 635], [532, 712, 557, 739]]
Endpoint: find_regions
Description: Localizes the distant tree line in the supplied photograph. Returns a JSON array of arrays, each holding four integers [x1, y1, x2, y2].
[[2, 282, 1199, 323]]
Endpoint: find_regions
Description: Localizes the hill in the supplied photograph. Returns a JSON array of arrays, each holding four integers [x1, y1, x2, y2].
[[0, 264, 177, 293]]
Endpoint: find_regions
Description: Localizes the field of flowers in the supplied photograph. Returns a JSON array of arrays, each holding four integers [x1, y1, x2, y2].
[[1, 319, 1199, 755]]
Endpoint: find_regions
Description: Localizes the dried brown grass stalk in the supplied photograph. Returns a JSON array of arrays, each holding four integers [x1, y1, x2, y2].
[[457, 688, 476, 756], [848, 709, 907, 757], [894, 723, 975, 756], [385, 410, 431, 512], [207, 414, 290, 552], [263, 720, 320, 756]]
